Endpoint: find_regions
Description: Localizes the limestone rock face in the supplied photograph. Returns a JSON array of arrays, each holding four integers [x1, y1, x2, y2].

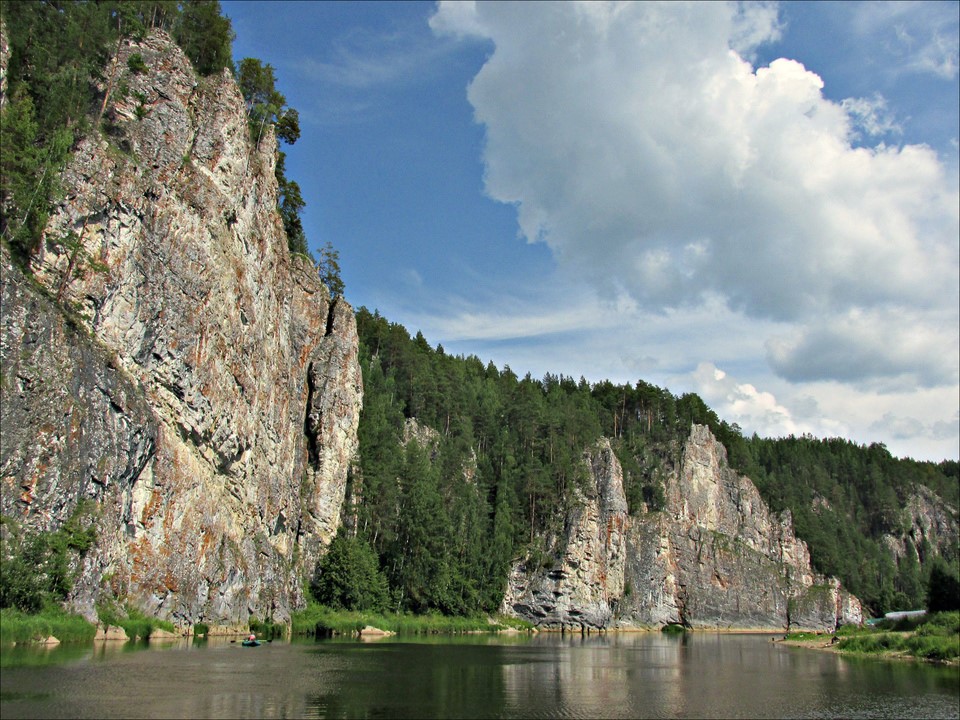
[[0, 31, 361, 627], [501, 439, 629, 629], [882, 485, 958, 564], [1, 247, 158, 536], [503, 425, 861, 632]]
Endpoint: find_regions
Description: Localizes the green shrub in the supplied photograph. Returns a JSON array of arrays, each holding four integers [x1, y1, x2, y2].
[[94, 602, 174, 640], [193, 622, 209, 636], [249, 617, 284, 639], [838, 634, 893, 653], [905, 634, 959, 661], [126, 53, 148, 74], [921, 611, 960, 635], [0, 505, 98, 613], [310, 533, 389, 613], [833, 611, 959, 662]]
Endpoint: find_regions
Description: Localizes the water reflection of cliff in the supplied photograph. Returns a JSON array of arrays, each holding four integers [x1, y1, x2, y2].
[[500, 634, 685, 718]]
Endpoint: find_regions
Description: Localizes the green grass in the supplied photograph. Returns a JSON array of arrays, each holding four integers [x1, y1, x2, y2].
[[917, 610, 960, 635], [0, 606, 97, 645], [290, 603, 533, 637], [834, 612, 959, 662], [494, 614, 536, 631], [249, 617, 286, 639], [94, 603, 176, 640], [784, 612, 959, 663], [904, 634, 959, 661], [835, 623, 864, 636]]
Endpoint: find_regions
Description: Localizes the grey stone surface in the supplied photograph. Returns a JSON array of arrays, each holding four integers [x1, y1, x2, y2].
[[1, 31, 362, 628], [503, 425, 863, 632]]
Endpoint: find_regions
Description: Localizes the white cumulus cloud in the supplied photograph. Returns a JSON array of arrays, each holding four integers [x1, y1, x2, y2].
[[691, 361, 807, 437], [431, 0, 959, 390]]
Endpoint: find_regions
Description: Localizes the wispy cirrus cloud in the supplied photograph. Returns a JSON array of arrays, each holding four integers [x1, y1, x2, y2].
[[297, 29, 449, 89], [852, 1, 959, 79], [285, 17, 466, 126]]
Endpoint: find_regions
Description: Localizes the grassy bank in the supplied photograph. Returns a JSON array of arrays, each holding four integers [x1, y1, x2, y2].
[[0, 607, 97, 645], [291, 603, 534, 637], [2, 602, 533, 646], [95, 604, 177, 640], [784, 611, 959, 663], [1, 604, 179, 645]]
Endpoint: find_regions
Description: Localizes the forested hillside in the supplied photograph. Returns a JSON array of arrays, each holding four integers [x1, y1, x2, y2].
[[344, 308, 958, 618], [741, 437, 958, 613], [1, 1, 956, 626]]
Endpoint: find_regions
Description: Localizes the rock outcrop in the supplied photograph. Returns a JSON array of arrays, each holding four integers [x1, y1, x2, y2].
[[882, 485, 958, 564], [501, 440, 628, 629], [502, 426, 862, 632], [0, 30, 362, 627]]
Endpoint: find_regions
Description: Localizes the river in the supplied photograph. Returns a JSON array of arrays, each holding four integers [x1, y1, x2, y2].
[[1, 632, 958, 719]]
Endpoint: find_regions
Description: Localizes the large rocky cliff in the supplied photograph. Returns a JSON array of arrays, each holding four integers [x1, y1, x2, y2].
[[0, 30, 362, 627], [502, 426, 863, 632]]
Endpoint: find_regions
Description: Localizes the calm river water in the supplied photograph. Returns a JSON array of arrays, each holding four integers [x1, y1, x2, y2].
[[1, 632, 958, 719]]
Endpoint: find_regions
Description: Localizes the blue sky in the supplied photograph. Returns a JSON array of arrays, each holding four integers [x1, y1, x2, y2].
[[222, 1, 959, 462]]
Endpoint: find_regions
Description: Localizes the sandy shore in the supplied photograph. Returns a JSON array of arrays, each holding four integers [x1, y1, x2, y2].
[[773, 636, 844, 654]]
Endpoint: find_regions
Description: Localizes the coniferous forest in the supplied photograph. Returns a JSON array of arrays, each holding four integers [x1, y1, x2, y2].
[[343, 309, 958, 618], [1, 1, 957, 623]]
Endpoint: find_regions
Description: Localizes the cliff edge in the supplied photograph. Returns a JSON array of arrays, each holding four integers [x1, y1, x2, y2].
[[0, 30, 362, 627]]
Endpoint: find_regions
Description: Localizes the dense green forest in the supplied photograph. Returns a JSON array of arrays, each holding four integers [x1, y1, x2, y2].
[[339, 308, 958, 618]]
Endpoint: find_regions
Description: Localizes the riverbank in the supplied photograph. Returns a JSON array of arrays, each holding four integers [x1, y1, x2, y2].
[[0, 605, 536, 647], [775, 611, 960, 665], [290, 604, 535, 637], [776, 634, 960, 665]]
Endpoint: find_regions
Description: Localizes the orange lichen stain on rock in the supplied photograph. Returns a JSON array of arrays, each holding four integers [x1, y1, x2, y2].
[[162, 569, 180, 592], [138, 485, 164, 526], [67, 410, 84, 442], [200, 528, 217, 553], [127, 539, 151, 585]]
